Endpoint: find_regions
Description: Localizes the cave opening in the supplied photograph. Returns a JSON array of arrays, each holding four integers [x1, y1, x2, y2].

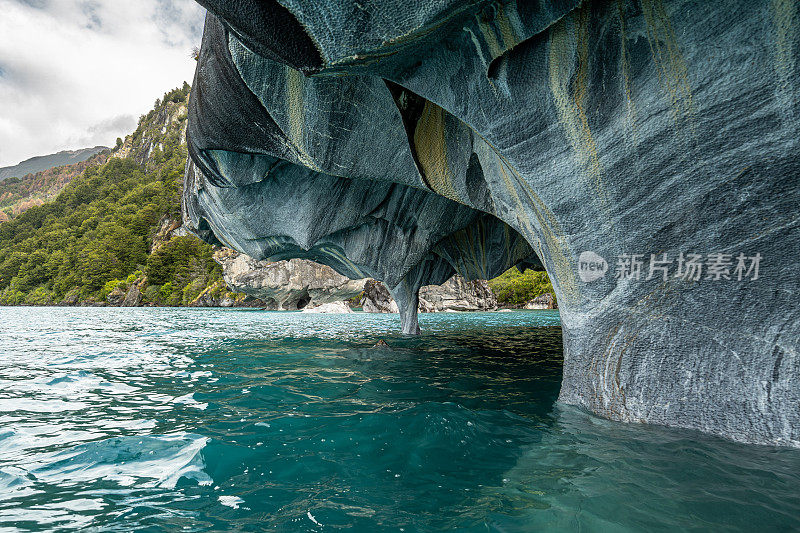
[[295, 296, 310, 310]]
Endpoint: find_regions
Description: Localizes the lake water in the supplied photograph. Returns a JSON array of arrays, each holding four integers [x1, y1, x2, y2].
[[0, 307, 798, 532]]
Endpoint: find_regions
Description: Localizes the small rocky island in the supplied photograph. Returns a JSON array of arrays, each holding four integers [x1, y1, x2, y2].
[[182, 0, 799, 447]]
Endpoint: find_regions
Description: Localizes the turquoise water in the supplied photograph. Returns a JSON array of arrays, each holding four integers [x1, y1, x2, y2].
[[0, 308, 798, 532]]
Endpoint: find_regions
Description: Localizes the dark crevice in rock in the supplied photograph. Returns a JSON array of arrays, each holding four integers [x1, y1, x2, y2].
[[193, 0, 322, 74], [383, 79, 434, 193], [187, 14, 293, 187]]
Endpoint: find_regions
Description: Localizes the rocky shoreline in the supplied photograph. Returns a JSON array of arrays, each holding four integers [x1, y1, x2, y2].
[[4, 247, 556, 312]]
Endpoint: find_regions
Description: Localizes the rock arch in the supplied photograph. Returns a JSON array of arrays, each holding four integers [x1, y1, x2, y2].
[[183, 0, 800, 446]]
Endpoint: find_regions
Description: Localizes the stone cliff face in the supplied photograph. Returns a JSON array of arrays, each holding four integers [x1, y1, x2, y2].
[[182, 0, 800, 447], [214, 249, 367, 309], [215, 249, 498, 311], [113, 88, 190, 168], [419, 277, 497, 312], [363, 277, 497, 313]]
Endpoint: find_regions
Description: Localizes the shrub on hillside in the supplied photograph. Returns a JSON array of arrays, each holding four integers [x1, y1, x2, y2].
[[488, 267, 555, 306]]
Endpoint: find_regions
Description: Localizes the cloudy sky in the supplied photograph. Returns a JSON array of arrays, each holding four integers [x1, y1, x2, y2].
[[0, 0, 206, 167]]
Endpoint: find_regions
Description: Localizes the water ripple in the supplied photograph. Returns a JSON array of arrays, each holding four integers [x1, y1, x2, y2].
[[0, 307, 797, 532]]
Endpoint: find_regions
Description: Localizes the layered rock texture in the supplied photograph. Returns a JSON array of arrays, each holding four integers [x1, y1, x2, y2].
[[363, 277, 498, 313], [215, 249, 498, 311], [183, 0, 800, 446], [214, 249, 367, 309], [525, 293, 557, 310], [420, 277, 497, 312]]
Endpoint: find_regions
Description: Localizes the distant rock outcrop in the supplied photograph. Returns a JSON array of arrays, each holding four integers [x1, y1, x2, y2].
[[121, 281, 143, 307], [213, 251, 497, 313], [112, 85, 190, 167], [301, 301, 354, 314], [361, 280, 399, 314], [106, 286, 126, 306], [190, 281, 238, 308], [419, 277, 497, 312], [150, 215, 189, 252], [524, 293, 557, 310], [105, 280, 144, 308], [214, 249, 367, 310], [363, 276, 497, 313]]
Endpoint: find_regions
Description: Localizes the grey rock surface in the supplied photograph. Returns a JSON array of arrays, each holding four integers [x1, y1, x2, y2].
[[419, 277, 497, 312], [362, 280, 400, 314], [121, 282, 143, 308], [183, 0, 800, 447], [525, 293, 556, 310], [301, 301, 354, 314], [106, 287, 126, 307], [60, 288, 80, 306], [362, 276, 496, 313], [214, 248, 368, 310]]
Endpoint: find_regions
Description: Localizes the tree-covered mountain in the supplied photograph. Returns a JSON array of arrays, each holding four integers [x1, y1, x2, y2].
[[0, 84, 240, 306], [0, 151, 110, 223], [0, 146, 108, 182]]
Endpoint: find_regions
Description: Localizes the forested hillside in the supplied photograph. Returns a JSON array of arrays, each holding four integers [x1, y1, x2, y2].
[[0, 85, 237, 306], [0, 151, 110, 222]]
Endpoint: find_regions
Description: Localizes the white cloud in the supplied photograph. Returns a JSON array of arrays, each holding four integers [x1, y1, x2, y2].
[[0, 0, 205, 166]]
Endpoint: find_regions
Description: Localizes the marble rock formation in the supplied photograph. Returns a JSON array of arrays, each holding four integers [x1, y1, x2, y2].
[[361, 280, 400, 314], [183, 0, 800, 447], [301, 301, 354, 314], [525, 293, 557, 310], [214, 248, 367, 310], [420, 276, 497, 312], [363, 277, 497, 312]]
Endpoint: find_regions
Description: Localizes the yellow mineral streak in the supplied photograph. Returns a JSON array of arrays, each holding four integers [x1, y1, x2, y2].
[[616, 0, 638, 139], [495, 4, 520, 53], [413, 101, 461, 202], [326, 247, 368, 279], [548, 5, 605, 202], [492, 149, 580, 306], [477, 19, 504, 59], [772, 0, 797, 109], [641, 0, 695, 130], [286, 66, 322, 172], [409, 96, 579, 305]]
